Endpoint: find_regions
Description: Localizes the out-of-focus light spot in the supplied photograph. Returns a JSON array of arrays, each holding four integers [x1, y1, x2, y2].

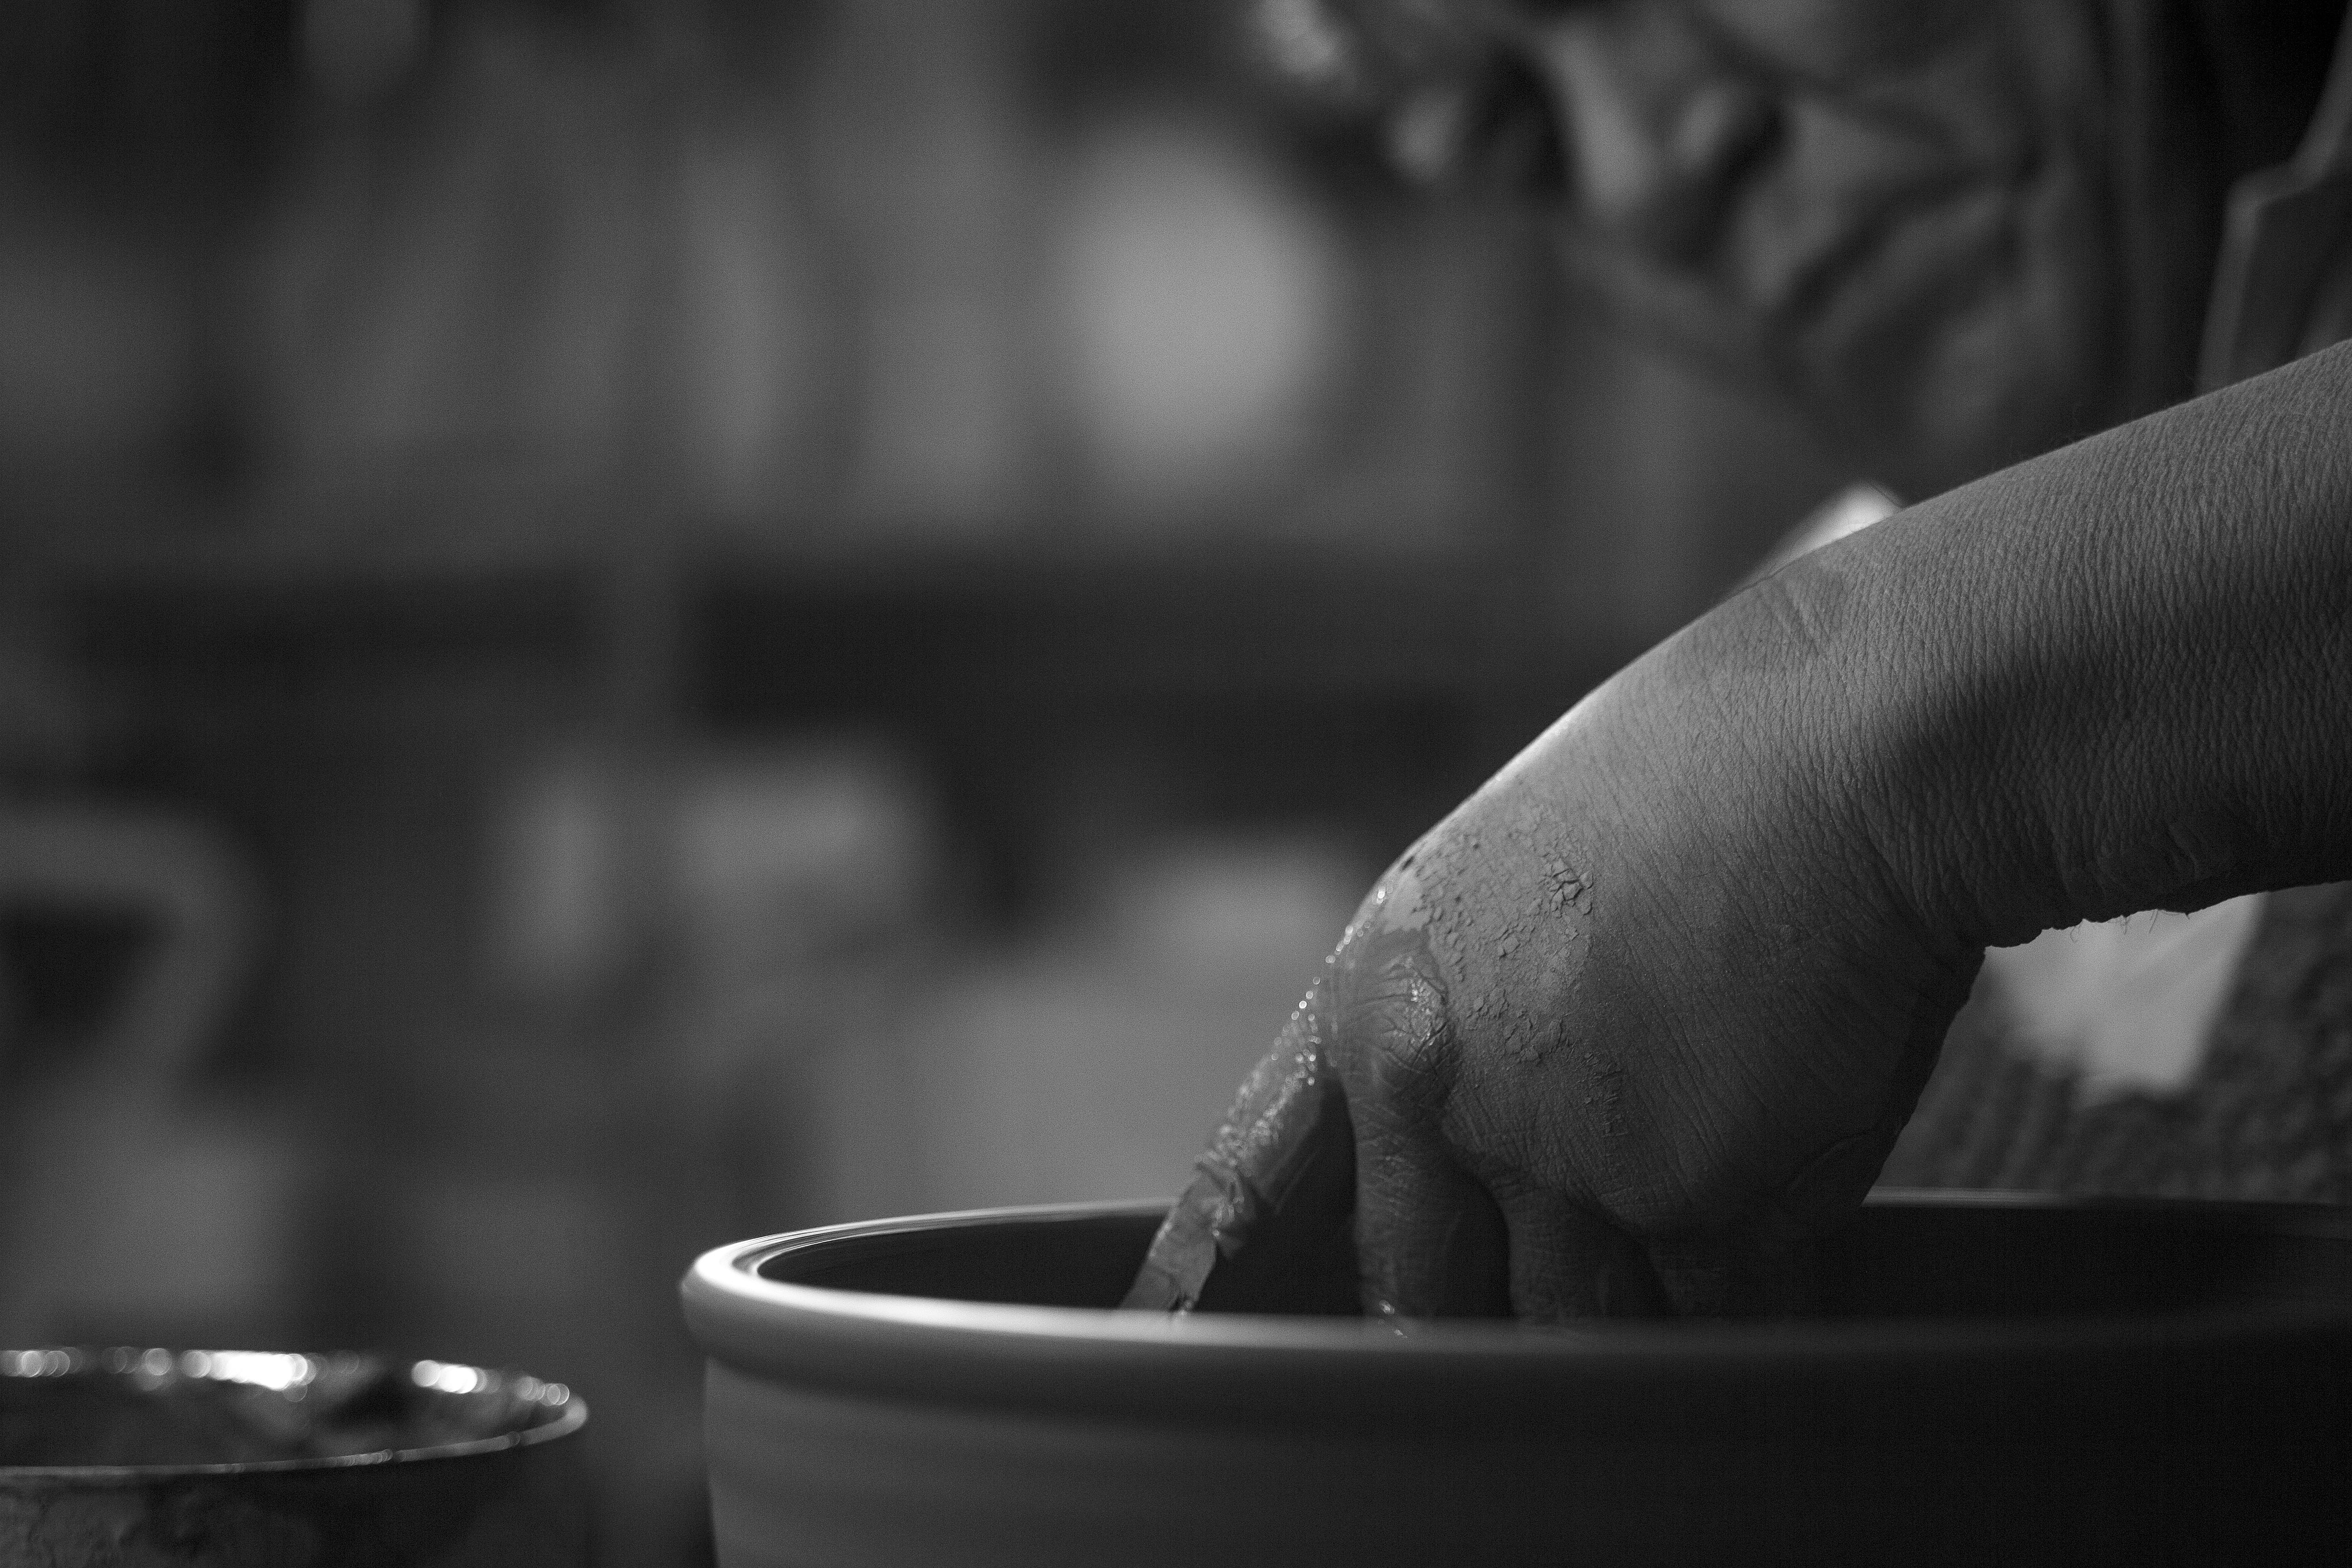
[[207, 1351, 316, 1391], [141, 1348, 173, 1378], [1258, 0, 1352, 87], [180, 1350, 215, 1378], [104, 1348, 133, 1374], [304, 0, 427, 102], [1052, 112, 1349, 514], [1386, 84, 1480, 184], [413, 1360, 485, 1395]]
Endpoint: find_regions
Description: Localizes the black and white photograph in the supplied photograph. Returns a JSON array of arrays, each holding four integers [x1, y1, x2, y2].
[[3, 2, 2350, 1563]]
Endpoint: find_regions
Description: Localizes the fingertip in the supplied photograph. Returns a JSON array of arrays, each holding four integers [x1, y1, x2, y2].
[[1120, 1163, 1233, 1312], [1495, 1188, 1666, 1321], [1352, 1127, 1510, 1318], [1126, 985, 1360, 1314]]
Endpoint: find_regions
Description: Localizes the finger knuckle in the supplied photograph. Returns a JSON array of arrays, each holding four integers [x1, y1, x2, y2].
[[1361, 978, 1456, 1111]]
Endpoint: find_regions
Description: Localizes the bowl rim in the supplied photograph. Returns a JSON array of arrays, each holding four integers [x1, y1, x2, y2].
[[680, 1190, 2352, 1428], [0, 1352, 588, 1481], [691, 1189, 2352, 1345], [682, 1203, 2352, 1448]]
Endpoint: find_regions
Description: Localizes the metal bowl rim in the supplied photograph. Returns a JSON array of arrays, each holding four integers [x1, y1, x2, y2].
[[0, 1353, 588, 1481]]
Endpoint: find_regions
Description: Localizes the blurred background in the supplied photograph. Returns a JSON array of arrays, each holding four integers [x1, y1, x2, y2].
[[0, 0, 1851, 1559]]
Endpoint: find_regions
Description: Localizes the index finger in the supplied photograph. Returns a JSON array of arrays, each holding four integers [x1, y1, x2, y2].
[[1123, 975, 1359, 1314]]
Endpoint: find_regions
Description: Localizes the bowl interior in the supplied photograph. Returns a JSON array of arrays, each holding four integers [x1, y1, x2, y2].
[[759, 1194, 2352, 1320]]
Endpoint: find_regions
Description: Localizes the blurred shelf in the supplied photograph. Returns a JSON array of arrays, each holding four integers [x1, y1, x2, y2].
[[39, 521, 1627, 912], [50, 524, 1618, 713], [693, 536, 1575, 719], [46, 525, 620, 669]]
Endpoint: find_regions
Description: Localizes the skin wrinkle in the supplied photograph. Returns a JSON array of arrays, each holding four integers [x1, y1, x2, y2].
[[1583, 594, 1973, 1229], [1818, 508, 2088, 941], [1860, 348, 2352, 947], [1580, 710, 1800, 1215], [1666, 587, 1922, 980]]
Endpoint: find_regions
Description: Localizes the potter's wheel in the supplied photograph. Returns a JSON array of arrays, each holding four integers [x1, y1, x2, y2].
[[684, 1192, 2352, 1567]]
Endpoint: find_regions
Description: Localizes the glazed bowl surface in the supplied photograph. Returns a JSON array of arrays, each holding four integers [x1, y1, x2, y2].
[[0, 1348, 587, 1566], [685, 1191, 2352, 1568]]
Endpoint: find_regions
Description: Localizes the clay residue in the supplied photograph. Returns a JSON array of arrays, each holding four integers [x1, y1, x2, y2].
[[1397, 784, 1598, 1074]]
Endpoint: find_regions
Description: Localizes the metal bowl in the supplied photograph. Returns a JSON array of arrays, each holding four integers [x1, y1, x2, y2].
[[684, 1191, 2352, 1568], [0, 1348, 588, 1566]]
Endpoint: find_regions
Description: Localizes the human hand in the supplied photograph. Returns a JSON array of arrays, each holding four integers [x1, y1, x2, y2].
[[1127, 582, 1982, 1319]]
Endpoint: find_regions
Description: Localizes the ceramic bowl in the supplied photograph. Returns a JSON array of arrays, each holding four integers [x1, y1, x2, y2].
[[0, 1348, 587, 1566], [684, 1191, 2352, 1568]]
